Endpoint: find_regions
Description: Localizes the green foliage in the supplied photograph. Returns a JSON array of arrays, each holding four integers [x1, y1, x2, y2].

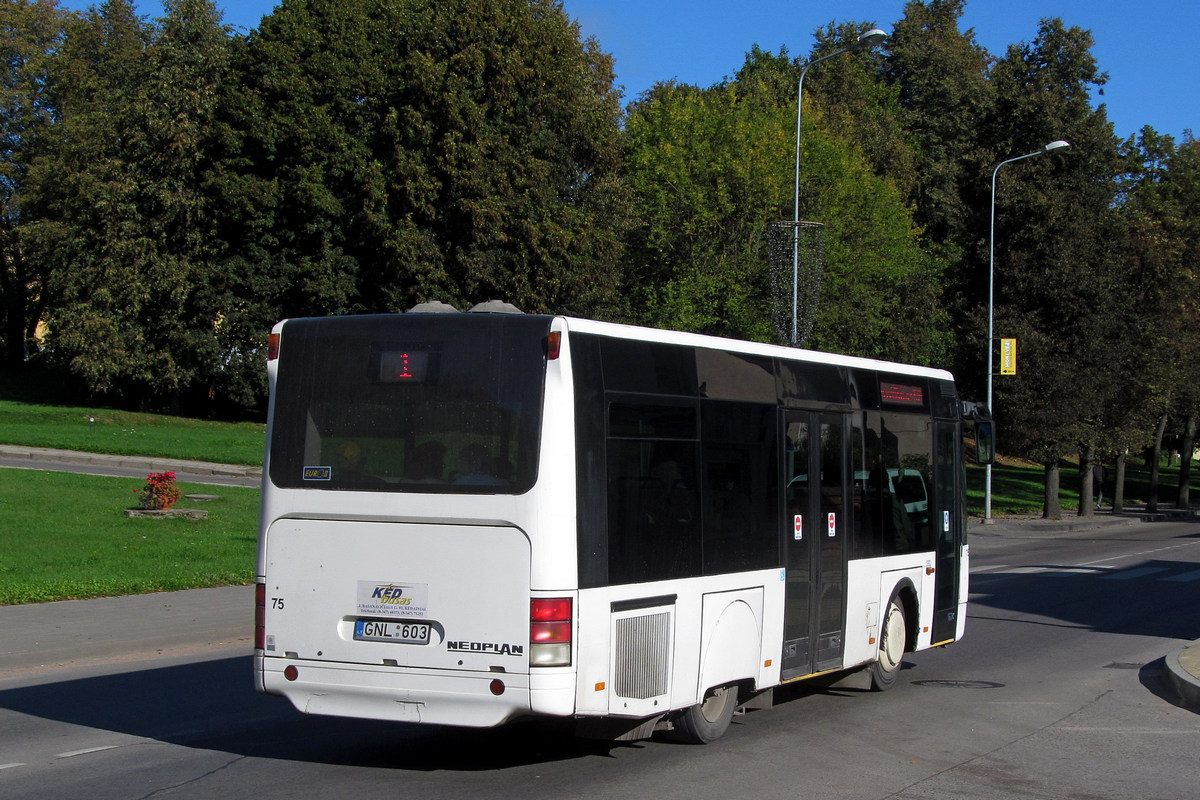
[[985, 17, 1128, 472], [221, 0, 632, 324], [806, 20, 917, 198], [1113, 129, 1200, 496], [884, 0, 993, 258], [622, 78, 787, 340], [622, 44, 949, 364], [0, 0, 66, 367], [800, 120, 950, 364], [0, 468, 257, 604], [29, 0, 237, 407]]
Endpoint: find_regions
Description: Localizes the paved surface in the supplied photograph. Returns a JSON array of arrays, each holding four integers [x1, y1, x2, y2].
[[0, 444, 261, 488], [0, 446, 1196, 708], [977, 509, 1200, 709], [0, 585, 255, 677]]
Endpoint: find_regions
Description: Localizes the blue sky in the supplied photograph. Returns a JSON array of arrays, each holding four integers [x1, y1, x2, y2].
[[58, 0, 1197, 143]]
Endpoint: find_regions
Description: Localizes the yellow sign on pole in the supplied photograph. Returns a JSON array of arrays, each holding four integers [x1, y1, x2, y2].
[[1000, 338, 1017, 375]]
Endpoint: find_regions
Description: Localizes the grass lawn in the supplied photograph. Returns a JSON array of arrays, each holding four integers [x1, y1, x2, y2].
[[0, 399, 264, 466], [968, 459, 1183, 516], [0, 468, 258, 604]]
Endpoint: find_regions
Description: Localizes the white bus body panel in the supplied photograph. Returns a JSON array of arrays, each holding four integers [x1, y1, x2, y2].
[[574, 570, 783, 718], [259, 519, 541, 725], [957, 543, 970, 640], [844, 554, 936, 668]]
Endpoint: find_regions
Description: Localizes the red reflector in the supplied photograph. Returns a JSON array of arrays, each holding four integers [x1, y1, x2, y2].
[[490, 679, 506, 696], [531, 621, 571, 643], [531, 598, 572, 622], [255, 583, 266, 651], [546, 331, 561, 360], [267, 332, 280, 361], [284, 665, 298, 681]]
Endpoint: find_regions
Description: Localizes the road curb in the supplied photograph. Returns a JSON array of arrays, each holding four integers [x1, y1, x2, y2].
[[1164, 640, 1200, 710], [974, 515, 1145, 536]]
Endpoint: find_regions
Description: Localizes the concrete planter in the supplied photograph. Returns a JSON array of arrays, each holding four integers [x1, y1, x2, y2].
[[125, 508, 208, 520]]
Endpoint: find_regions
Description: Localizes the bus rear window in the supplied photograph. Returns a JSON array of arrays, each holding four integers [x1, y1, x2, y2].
[[268, 314, 551, 494]]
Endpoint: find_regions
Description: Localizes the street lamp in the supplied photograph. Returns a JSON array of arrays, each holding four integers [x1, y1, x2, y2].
[[984, 139, 1070, 521], [790, 27, 887, 345]]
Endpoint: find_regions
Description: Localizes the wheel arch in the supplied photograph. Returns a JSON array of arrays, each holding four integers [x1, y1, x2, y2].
[[887, 577, 920, 654], [698, 597, 763, 700]]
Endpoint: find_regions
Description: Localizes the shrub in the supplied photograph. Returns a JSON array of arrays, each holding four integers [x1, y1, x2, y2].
[[136, 471, 183, 510]]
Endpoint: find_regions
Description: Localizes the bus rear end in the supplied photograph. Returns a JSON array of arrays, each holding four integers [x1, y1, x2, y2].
[[254, 312, 572, 727]]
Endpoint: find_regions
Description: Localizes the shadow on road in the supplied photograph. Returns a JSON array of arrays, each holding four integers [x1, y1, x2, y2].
[[968, 556, 1200, 642], [0, 655, 628, 769]]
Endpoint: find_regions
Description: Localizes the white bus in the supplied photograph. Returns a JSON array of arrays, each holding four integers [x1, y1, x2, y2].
[[254, 308, 988, 742]]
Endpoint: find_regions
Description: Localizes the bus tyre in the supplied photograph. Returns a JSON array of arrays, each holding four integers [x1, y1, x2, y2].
[[670, 685, 738, 744], [870, 597, 907, 692]]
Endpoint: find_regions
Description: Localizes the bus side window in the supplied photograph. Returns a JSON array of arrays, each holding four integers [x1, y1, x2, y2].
[[607, 438, 701, 584], [858, 413, 934, 556]]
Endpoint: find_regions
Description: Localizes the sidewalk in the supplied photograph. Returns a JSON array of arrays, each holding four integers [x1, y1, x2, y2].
[[0, 443, 261, 487], [0, 586, 254, 677], [975, 505, 1200, 535]]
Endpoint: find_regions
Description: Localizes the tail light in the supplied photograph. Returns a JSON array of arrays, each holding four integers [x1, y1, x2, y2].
[[255, 582, 266, 651], [267, 332, 280, 361], [530, 597, 572, 667]]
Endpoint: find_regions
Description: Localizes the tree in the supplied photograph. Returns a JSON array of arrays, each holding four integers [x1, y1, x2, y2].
[[805, 20, 917, 198], [883, 0, 993, 256], [622, 38, 950, 365], [883, 1, 997, 399], [220, 0, 631, 327], [983, 18, 1126, 517], [621, 74, 789, 342], [0, 0, 65, 367], [32, 0, 235, 409], [1120, 130, 1200, 509]]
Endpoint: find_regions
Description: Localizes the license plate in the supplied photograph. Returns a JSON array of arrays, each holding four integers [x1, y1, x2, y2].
[[354, 619, 431, 644]]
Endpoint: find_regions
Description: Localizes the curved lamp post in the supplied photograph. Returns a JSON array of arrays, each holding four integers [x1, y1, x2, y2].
[[790, 28, 887, 345], [984, 139, 1070, 521]]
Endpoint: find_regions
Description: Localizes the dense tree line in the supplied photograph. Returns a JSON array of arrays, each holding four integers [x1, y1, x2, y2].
[[1, 0, 1196, 513]]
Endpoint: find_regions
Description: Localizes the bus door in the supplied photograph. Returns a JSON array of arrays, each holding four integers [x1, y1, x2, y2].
[[930, 420, 963, 644], [782, 411, 848, 680]]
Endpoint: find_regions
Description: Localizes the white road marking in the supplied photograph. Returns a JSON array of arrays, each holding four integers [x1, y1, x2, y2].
[[55, 745, 120, 759]]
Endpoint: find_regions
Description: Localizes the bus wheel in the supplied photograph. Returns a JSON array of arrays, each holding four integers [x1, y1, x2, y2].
[[870, 597, 907, 691], [670, 685, 739, 743]]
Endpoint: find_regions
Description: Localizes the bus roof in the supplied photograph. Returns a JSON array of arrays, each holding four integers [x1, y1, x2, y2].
[[556, 316, 955, 383]]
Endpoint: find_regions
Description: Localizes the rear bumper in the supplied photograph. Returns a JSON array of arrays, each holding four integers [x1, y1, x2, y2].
[[256, 654, 574, 727]]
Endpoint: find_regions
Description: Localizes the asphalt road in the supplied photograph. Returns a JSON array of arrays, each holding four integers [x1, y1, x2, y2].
[[1, 517, 1198, 799]]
